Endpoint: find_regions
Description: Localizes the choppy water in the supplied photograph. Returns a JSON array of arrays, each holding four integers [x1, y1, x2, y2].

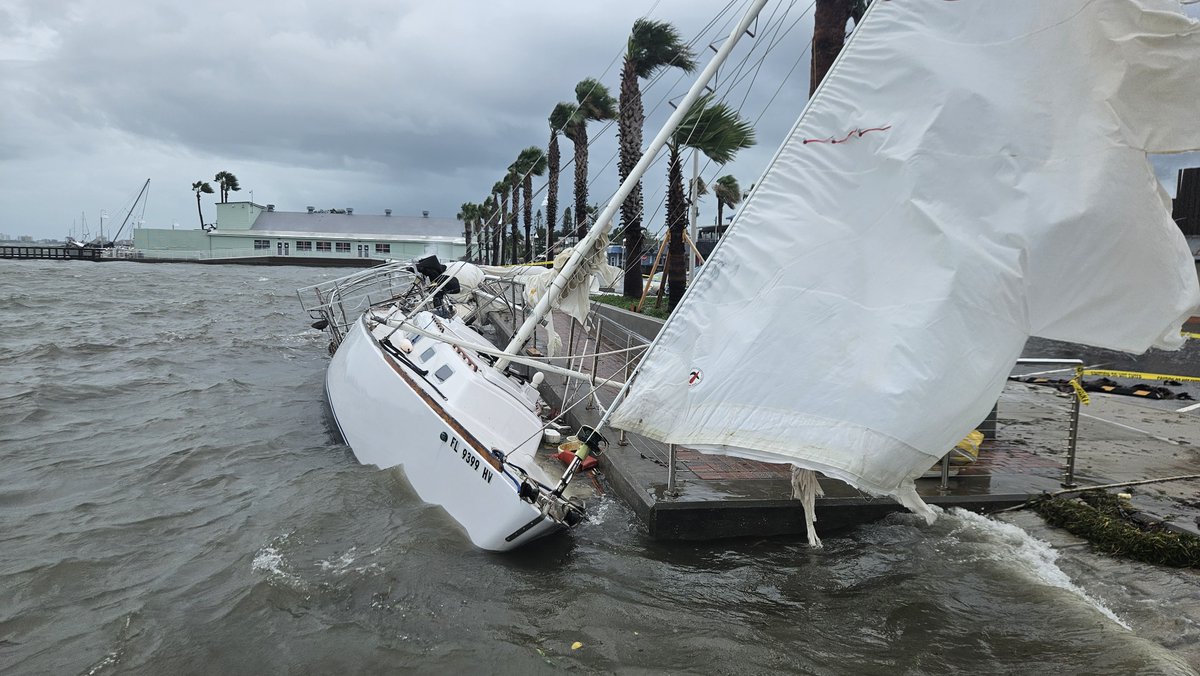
[[2, 259, 1198, 674]]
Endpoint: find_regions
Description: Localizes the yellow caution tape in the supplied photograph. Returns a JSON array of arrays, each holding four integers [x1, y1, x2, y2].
[[1183, 332, 1200, 340], [1080, 368, 1200, 384], [1069, 376, 1091, 405]]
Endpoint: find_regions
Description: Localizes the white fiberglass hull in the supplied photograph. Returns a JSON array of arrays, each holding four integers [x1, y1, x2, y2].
[[325, 317, 565, 551]]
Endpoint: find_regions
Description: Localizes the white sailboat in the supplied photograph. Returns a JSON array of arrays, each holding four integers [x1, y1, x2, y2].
[[303, 0, 1200, 551], [300, 2, 767, 551]]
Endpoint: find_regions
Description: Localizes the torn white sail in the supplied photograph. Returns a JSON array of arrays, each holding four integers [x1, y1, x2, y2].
[[609, 0, 1200, 517]]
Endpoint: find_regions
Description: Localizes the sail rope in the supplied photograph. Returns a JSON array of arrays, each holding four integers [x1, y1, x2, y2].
[[500, 318, 648, 457], [790, 467, 825, 548]]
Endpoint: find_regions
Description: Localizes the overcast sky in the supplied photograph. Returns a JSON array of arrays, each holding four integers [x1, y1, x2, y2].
[[0, 0, 823, 240], [2, 0, 1198, 241]]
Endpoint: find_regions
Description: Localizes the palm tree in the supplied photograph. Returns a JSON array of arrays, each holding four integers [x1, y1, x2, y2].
[[565, 78, 617, 240], [618, 18, 697, 297], [213, 171, 240, 203], [457, 202, 478, 260], [506, 165, 523, 264], [515, 146, 548, 262], [713, 175, 743, 228], [491, 180, 508, 266], [812, 0, 869, 96], [664, 96, 755, 310], [192, 180, 214, 228], [546, 103, 574, 261], [481, 195, 498, 264], [561, 207, 574, 244]]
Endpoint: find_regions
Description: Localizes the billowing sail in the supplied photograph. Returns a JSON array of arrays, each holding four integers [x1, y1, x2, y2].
[[609, 0, 1200, 516]]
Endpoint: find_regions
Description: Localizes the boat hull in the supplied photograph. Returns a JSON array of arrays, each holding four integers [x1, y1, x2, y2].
[[325, 318, 563, 551]]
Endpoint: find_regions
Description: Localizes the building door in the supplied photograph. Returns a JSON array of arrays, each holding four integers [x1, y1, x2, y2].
[[284, 242, 290, 256], [277, 242, 283, 255]]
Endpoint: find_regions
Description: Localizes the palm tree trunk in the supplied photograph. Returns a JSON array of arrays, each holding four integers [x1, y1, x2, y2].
[[494, 197, 506, 266], [619, 59, 647, 299], [573, 130, 589, 240], [547, 134, 560, 261], [811, 0, 855, 96], [522, 176, 534, 261], [510, 183, 521, 264], [196, 194, 204, 229], [666, 145, 688, 310]]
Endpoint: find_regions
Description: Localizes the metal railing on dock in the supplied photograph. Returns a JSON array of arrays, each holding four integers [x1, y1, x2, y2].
[[1011, 357, 1086, 488], [1, 245, 105, 261], [566, 302, 1093, 496]]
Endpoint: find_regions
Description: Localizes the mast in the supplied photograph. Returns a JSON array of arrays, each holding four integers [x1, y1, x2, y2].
[[110, 179, 151, 244], [495, 0, 769, 370]]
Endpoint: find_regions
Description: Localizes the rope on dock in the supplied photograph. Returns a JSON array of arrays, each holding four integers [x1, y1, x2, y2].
[[993, 473, 1200, 514]]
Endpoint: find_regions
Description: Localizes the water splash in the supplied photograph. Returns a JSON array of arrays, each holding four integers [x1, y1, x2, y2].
[[947, 508, 1130, 629]]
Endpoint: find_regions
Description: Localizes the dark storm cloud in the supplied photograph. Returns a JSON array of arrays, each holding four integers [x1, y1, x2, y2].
[[0, 0, 820, 236]]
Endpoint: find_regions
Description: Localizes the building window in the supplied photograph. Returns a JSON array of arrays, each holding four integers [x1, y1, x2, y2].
[[375, 243, 391, 254], [296, 241, 313, 251], [335, 242, 350, 253], [254, 239, 270, 250], [316, 241, 332, 252]]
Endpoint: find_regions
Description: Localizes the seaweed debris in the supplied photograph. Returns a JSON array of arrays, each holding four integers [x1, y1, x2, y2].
[[1031, 492, 1200, 568]]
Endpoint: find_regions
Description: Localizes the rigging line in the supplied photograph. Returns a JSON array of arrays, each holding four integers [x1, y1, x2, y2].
[[592, 0, 888, 437], [646, 13, 792, 192], [387, 316, 629, 389], [487, 1, 741, 239], [726, 1, 812, 115], [712, 0, 796, 101], [635, 3, 810, 218], [538, 342, 648, 362], [503, 327, 647, 456], [673, 2, 802, 155], [525, 2, 739, 202], [479, 3, 751, 265], [750, 13, 815, 127]]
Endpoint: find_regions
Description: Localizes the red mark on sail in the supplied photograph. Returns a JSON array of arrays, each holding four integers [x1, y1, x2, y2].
[[803, 125, 892, 145]]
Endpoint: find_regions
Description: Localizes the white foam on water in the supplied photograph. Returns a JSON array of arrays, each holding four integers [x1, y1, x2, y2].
[[251, 545, 284, 574], [946, 508, 1130, 630], [586, 496, 615, 526], [251, 533, 307, 589], [316, 545, 384, 577], [317, 546, 357, 574]]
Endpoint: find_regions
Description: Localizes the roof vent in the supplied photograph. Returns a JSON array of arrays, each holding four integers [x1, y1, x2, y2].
[[346, 207, 354, 215], [422, 210, 430, 218], [385, 209, 392, 217], [306, 206, 315, 214], [266, 204, 275, 212]]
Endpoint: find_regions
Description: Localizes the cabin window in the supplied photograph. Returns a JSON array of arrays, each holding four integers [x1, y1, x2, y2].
[[409, 334, 422, 345], [420, 347, 436, 363], [335, 242, 350, 252], [375, 243, 391, 254], [316, 241, 332, 252], [434, 364, 454, 382], [253, 239, 270, 250], [296, 241, 313, 251]]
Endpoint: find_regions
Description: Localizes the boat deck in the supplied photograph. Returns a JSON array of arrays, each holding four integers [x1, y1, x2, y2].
[[489, 306, 1200, 542]]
